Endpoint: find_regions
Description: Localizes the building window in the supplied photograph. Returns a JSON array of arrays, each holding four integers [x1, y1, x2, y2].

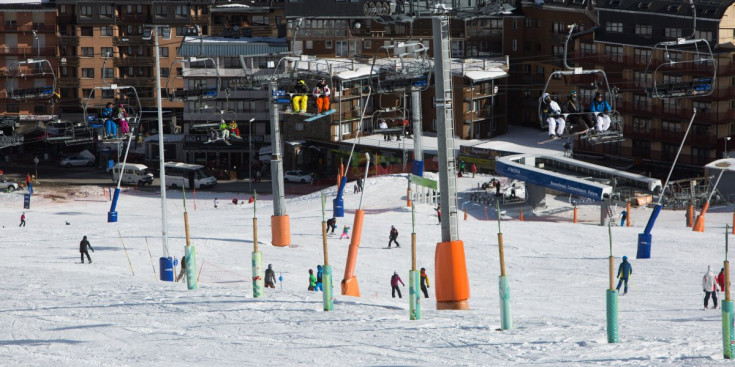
[[155, 5, 168, 18], [80, 5, 93, 18], [175, 26, 186, 37], [605, 45, 623, 62], [693, 101, 711, 112], [7, 102, 19, 113], [102, 68, 114, 79], [525, 18, 532, 28], [552, 21, 566, 34], [82, 47, 94, 57], [252, 15, 269, 25], [664, 28, 682, 38], [60, 5, 67, 14], [82, 88, 95, 98], [102, 89, 114, 98], [336, 40, 347, 57], [325, 40, 333, 49], [127, 5, 143, 14], [81, 27, 93, 37], [305, 40, 313, 49], [175, 5, 188, 18], [101, 47, 113, 58], [161, 68, 170, 78], [662, 120, 681, 133], [100, 5, 113, 18], [159, 47, 169, 57], [82, 68, 95, 78], [524, 64, 531, 74], [632, 117, 651, 133], [633, 71, 652, 88], [606, 22, 623, 32], [512, 39, 517, 52], [451, 40, 464, 58], [634, 48, 651, 64], [635, 24, 652, 37], [100, 26, 114, 37], [552, 45, 564, 57], [364, 40, 371, 49]]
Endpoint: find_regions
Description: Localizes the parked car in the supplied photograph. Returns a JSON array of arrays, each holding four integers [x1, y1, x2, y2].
[[0, 177, 19, 192], [284, 170, 313, 183], [60, 154, 95, 167]]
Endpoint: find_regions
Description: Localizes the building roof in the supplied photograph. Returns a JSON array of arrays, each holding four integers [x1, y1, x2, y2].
[[595, 0, 731, 19], [178, 36, 288, 57]]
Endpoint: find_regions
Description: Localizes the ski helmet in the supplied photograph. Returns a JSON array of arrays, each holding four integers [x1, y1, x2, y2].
[[622, 256, 627, 261]]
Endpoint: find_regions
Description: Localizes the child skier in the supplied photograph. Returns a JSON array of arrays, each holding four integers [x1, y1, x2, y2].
[[388, 226, 400, 248], [264, 264, 276, 289], [308, 269, 317, 291], [315, 265, 323, 291], [420, 267, 430, 298], [79, 235, 94, 264], [19, 212, 26, 227], [391, 271, 405, 298], [176, 255, 187, 282], [340, 225, 350, 239], [326, 218, 336, 234], [615, 256, 632, 295]]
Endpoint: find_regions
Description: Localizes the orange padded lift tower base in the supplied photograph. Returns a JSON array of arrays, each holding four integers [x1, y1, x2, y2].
[[341, 209, 365, 297], [271, 215, 291, 247], [435, 240, 470, 310]]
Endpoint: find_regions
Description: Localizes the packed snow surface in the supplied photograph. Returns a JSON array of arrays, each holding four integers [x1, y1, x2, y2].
[[1, 173, 734, 366]]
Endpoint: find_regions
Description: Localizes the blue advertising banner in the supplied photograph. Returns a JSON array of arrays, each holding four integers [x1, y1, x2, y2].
[[495, 159, 606, 201], [23, 194, 30, 209]]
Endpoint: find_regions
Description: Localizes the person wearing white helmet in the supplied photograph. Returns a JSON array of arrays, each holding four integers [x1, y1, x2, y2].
[[541, 93, 565, 139]]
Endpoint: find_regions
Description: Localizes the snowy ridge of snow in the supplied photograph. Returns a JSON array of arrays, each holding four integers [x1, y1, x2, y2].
[[0, 174, 733, 366]]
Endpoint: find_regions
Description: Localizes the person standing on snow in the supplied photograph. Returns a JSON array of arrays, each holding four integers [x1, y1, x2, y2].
[[388, 226, 400, 248], [541, 92, 565, 139], [703, 265, 720, 309], [391, 271, 405, 298], [19, 212, 26, 227], [340, 225, 350, 239], [315, 265, 323, 291], [434, 206, 441, 224], [264, 264, 276, 289], [471, 163, 477, 178], [308, 269, 317, 291], [420, 268, 431, 298], [79, 235, 94, 264], [718, 268, 727, 295], [615, 256, 632, 295], [326, 217, 337, 234]]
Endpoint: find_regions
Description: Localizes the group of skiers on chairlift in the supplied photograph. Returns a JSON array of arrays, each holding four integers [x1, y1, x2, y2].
[[101, 102, 131, 138], [291, 78, 331, 114], [541, 90, 613, 139]]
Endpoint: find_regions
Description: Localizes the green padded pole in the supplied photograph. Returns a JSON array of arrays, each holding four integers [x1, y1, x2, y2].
[[410, 270, 421, 320], [252, 251, 263, 298], [723, 300, 734, 359], [185, 245, 198, 290], [323, 265, 334, 311], [606, 289, 619, 343], [499, 275, 512, 330]]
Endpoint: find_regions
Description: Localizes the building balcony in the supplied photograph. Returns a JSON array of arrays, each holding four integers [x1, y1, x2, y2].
[[60, 56, 80, 67], [58, 15, 76, 24], [117, 14, 152, 23], [114, 57, 155, 67], [113, 78, 155, 88], [2, 46, 55, 57], [58, 36, 80, 47], [624, 126, 658, 140], [0, 24, 56, 33], [58, 79, 80, 88], [112, 36, 152, 47]]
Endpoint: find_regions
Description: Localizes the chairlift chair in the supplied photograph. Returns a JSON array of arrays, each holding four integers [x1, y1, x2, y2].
[[6, 59, 57, 101], [81, 85, 143, 141], [370, 41, 433, 94], [644, 38, 716, 99], [166, 57, 221, 109]]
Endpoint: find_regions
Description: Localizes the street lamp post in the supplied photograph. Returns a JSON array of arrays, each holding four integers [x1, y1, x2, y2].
[[248, 117, 255, 193], [726, 137, 732, 159], [143, 25, 173, 281]]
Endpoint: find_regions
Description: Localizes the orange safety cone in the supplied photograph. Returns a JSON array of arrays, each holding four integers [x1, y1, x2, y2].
[[519, 208, 524, 222]]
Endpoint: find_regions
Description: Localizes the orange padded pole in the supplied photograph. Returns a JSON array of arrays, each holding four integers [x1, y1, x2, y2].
[[573, 206, 578, 223], [519, 208, 524, 222], [626, 202, 630, 227], [693, 202, 709, 232], [435, 240, 470, 310], [341, 209, 365, 297], [270, 215, 291, 247]]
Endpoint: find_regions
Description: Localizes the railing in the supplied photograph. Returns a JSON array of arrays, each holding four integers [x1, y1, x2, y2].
[[0, 24, 56, 33], [113, 57, 155, 67], [118, 14, 152, 23], [58, 36, 80, 47], [624, 126, 658, 140], [3, 47, 55, 57]]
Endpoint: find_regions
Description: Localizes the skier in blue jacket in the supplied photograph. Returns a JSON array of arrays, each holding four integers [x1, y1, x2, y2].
[[590, 92, 612, 132], [616, 255, 632, 295], [315, 265, 323, 291]]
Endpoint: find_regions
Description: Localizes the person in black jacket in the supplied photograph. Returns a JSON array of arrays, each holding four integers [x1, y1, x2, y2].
[[264, 264, 276, 288], [176, 255, 187, 282], [388, 226, 400, 248], [79, 235, 94, 264], [326, 217, 336, 234]]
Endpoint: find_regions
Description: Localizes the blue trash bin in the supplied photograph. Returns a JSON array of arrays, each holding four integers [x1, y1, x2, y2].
[[333, 197, 344, 218], [412, 160, 424, 177], [160, 257, 174, 281]]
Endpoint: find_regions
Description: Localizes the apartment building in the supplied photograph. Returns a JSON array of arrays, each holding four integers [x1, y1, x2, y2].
[[590, 0, 735, 167], [0, 1, 57, 149]]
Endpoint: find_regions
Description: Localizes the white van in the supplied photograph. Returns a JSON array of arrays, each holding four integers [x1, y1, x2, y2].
[[163, 162, 217, 189], [112, 163, 154, 187]]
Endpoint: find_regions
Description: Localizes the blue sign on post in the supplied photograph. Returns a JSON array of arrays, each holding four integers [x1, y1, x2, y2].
[[23, 194, 30, 209]]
